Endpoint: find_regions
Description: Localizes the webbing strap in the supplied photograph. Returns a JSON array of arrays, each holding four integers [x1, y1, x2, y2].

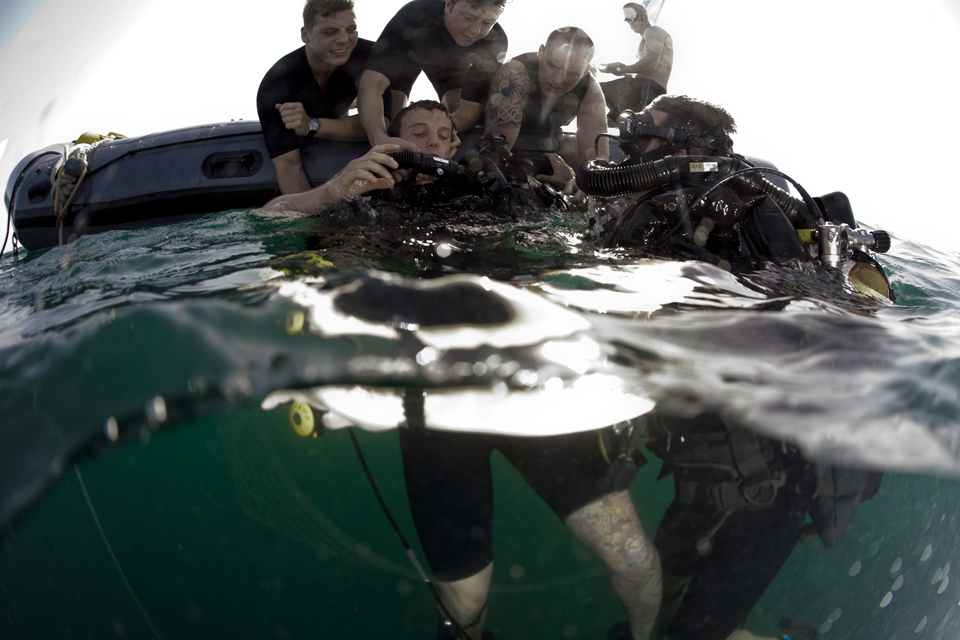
[[727, 425, 777, 506], [403, 388, 426, 430]]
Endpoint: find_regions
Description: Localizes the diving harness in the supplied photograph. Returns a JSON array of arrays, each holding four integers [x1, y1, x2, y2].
[[577, 110, 892, 297]]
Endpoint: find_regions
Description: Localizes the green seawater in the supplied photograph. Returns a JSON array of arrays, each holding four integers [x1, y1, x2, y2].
[[3, 205, 960, 638], [5, 405, 960, 639], [1, 407, 672, 640]]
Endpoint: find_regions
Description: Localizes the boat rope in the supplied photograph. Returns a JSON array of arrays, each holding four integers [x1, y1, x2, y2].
[[347, 429, 472, 640], [53, 134, 124, 245]]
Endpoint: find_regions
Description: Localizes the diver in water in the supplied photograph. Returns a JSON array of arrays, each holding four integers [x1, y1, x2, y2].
[[266, 100, 662, 640], [598, 3, 673, 128], [582, 95, 884, 640]]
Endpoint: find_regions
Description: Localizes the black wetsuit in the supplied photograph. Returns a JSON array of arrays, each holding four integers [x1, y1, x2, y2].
[[401, 427, 637, 581], [256, 41, 387, 159], [601, 166, 808, 269], [603, 172, 881, 639], [512, 52, 591, 159], [324, 166, 639, 584], [364, 0, 508, 99], [647, 412, 816, 640]]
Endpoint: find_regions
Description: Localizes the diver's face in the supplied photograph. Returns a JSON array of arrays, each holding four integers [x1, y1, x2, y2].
[[398, 108, 456, 159], [444, 0, 504, 47], [301, 10, 358, 69], [641, 108, 677, 154], [537, 43, 592, 98]]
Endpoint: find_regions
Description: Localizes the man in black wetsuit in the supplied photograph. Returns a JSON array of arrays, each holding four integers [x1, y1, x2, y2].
[[257, 0, 388, 195], [356, 0, 509, 150], [599, 95, 881, 640], [266, 101, 662, 640], [482, 27, 609, 186]]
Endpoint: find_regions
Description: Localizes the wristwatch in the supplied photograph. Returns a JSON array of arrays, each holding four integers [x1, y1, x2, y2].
[[307, 118, 320, 137]]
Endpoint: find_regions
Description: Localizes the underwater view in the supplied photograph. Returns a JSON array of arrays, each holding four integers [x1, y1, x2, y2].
[[3, 195, 960, 639], [4, 0, 960, 639]]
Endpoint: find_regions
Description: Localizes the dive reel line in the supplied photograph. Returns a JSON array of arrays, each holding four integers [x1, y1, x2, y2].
[[285, 402, 474, 640]]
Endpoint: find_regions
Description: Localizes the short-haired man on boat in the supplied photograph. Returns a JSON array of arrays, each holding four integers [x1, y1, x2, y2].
[[264, 104, 662, 640], [356, 0, 509, 151], [598, 3, 673, 126], [257, 0, 389, 195], [483, 27, 610, 190]]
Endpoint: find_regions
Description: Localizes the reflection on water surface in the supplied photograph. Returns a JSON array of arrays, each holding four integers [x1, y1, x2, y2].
[[0, 203, 959, 638]]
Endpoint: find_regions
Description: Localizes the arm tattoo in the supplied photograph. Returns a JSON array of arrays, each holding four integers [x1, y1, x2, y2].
[[486, 62, 529, 130]]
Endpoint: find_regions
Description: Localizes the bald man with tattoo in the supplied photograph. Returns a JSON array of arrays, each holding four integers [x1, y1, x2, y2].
[[482, 27, 610, 182]]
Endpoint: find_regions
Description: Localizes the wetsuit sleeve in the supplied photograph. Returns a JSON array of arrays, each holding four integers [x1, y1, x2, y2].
[[364, 5, 423, 96], [429, 24, 507, 99], [257, 59, 301, 159], [461, 59, 500, 105]]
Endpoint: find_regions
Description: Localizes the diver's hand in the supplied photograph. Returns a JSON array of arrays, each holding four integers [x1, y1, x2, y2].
[[276, 102, 311, 137], [538, 152, 588, 211], [323, 144, 401, 200], [263, 145, 402, 214], [536, 152, 578, 195], [599, 62, 625, 75]]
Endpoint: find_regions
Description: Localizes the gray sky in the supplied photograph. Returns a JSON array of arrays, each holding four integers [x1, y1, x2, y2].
[[2, 0, 959, 254]]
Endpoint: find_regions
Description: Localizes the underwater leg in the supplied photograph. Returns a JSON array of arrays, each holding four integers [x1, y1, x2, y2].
[[564, 490, 662, 640]]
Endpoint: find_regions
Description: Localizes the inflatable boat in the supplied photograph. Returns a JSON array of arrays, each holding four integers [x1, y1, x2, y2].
[[4, 121, 380, 252], [3, 120, 582, 253]]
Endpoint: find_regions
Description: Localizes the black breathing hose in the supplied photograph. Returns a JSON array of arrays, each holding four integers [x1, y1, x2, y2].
[[692, 166, 824, 230], [575, 156, 738, 198], [576, 155, 825, 229]]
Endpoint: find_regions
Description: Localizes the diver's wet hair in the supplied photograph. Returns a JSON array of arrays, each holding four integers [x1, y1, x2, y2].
[[453, 0, 509, 9], [303, 0, 354, 28], [545, 27, 595, 57], [647, 95, 737, 155], [387, 100, 455, 138]]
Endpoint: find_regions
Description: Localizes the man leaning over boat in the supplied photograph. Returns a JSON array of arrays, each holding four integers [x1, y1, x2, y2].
[[256, 0, 389, 195], [356, 0, 509, 150], [481, 26, 610, 183]]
